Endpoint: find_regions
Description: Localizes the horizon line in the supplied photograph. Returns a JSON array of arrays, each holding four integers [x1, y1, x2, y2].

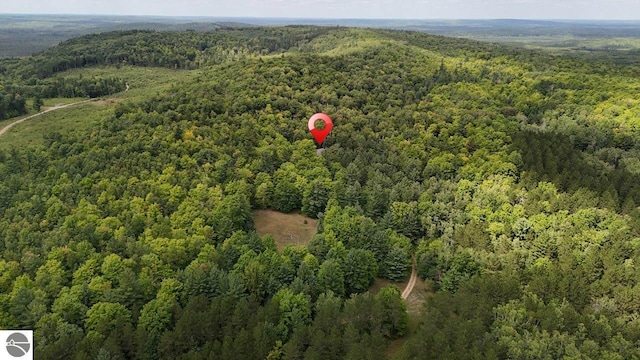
[[1, 13, 640, 22]]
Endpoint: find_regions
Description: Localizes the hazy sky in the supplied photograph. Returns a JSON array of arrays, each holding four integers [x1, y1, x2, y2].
[[2, 0, 639, 19]]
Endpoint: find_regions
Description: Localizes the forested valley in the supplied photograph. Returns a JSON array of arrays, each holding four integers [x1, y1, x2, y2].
[[2, 26, 640, 359]]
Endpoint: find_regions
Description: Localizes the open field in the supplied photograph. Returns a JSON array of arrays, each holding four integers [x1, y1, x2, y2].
[[0, 100, 93, 136], [253, 210, 318, 251], [0, 98, 87, 131], [42, 97, 90, 107], [0, 66, 198, 150], [52, 66, 200, 101], [0, 102, 104, 150]]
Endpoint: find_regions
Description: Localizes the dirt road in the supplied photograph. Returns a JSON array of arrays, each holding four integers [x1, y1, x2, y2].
[[402, 257, 417, 300], [0, 100, 93, 137]]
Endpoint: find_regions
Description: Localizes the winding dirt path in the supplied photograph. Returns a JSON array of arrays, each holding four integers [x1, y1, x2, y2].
[[401, 257, 417, 300], [0, 99, 93, 137]]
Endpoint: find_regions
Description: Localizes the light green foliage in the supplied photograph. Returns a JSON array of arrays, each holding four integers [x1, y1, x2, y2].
[[323, 202, 390, 264], [384, 245, 411, 281], [52, 285, 89, 326], [318, 259, 345, 297], [374, 286, 408, 338], [35, 259, 67, 299], [273, 163, 304, 213], [387, 201, 422, 240], [220, 231, 265, 271], [138, 294, 176, 357], [254, 173, 275, 209], [439, 252, 482, 293], [101, 254, 123, 283], [85, 302, 131, 336], [73, 258, 100, 286], [274, 180, 301, 213], [211, 193, 253, 241], [272, 287, 311, 340], [343, 249, 378, 295], [0, 260, 21, 293], [302, 180, 329, 218]]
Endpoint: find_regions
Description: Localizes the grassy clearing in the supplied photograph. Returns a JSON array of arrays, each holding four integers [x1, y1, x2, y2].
[[0, 99, 89, 131], [42, 97, 88, 107], [0, 102, 106, 150], [1, 66, 198, 149], [294, 29, 406, 57], [253, 210, 318, 251], [0, 117, 20, 132], [56, 66, 200, 101]]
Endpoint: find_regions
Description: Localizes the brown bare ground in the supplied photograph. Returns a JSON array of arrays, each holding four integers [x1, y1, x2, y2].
[[253, 210, 318, 251], [401, 259, 417, 300], [404, 277, 432, 315], [369, 277, 409, 296]]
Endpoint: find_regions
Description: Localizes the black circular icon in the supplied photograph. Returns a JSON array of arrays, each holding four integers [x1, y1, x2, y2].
[[5, 332, 30, 357]]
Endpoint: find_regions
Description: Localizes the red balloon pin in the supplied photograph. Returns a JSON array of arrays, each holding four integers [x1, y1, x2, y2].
[[308, 113, 333, 146]]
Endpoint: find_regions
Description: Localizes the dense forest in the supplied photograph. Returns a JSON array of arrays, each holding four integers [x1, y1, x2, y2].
[[0, 28, 332, 120], [1, 26, 640, 359]]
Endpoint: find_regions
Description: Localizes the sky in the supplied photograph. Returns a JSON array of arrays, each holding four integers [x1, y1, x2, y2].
[[2, 0, 640, 20]]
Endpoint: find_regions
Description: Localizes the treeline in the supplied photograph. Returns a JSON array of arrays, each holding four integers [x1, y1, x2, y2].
[[0, 87, 26, 120], [10, 27, 335, 79], [21, 76, 126, 99], [0, 76, 124, 120]]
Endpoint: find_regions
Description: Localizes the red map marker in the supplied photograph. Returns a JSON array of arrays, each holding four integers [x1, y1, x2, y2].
[[308, 113, 333, 146]]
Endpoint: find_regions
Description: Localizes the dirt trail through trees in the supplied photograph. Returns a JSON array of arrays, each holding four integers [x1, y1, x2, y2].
[[0, 100, 93, 137], [401, 258, 417, 299]]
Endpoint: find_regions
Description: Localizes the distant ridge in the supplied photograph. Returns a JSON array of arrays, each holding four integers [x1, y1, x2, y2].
[[2, 14, 640, 57]]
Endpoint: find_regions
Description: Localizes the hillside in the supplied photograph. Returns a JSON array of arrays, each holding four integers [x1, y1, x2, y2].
[[1, 27, 640, 359], [0, 14, 250, 58]]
